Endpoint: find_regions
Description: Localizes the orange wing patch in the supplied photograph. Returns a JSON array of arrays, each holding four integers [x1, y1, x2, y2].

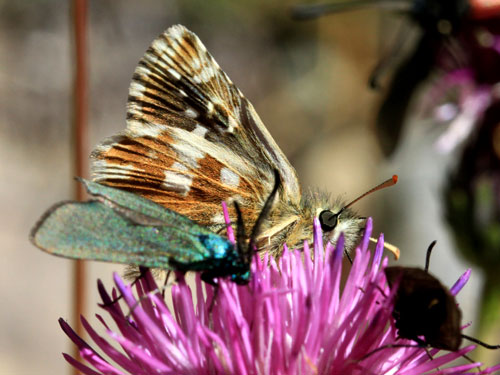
[[93, 131, 263, 229]]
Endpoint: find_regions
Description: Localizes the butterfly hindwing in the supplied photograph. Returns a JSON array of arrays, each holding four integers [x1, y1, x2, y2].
[[91, 25, 300, 232]]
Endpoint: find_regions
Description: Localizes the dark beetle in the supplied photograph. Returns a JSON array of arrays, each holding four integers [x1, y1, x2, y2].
[[385, 263, 462, 350], [385, 241, 500, 352]]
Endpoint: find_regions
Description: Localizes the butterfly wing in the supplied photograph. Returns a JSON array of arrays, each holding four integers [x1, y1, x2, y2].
[[30, 198, 235, 270], [91, 24, 301, 231]]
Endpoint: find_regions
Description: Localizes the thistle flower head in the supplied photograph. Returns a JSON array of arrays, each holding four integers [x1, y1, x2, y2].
[[423, 23, 500, 153], [59, 211, 500, 374]]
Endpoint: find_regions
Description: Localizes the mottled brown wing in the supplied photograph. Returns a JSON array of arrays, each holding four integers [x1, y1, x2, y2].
[[91, 25, 301, 230]]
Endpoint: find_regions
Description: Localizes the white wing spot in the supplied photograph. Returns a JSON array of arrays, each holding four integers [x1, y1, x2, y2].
[[227, 116, 239, 132], [135, 66, 151, 77], [195, 40, 208, 54], [92, 161, 138, 181], [220, 168, 240, 188], [165, 46, 177, 59], [192, 124, 208, 137], [207, 102, 214, 114], [184, 107, 198, 119], [129, 81, 146, 97], [167, 25, 186, 41], [127, 102, 142, 117], [167, 68, 182, 80], [151, 38, 168, 53], [171, 134, 205, 169], [171, 161, 188, 171], [163, 164, 192, 196], [211, 212, 224, 225], [127, 120, 165, 138], [193, 67, 216, 83], [191, 58, 202, 70], [179, 89, 188, 97], [142, 52, 159, 69]]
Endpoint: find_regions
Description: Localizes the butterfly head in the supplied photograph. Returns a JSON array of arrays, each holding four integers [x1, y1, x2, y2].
[[318, 176, 398, 254], [319, 201, 367, 249], [263, 176, 398, 258], [299, 192, 366, 253]]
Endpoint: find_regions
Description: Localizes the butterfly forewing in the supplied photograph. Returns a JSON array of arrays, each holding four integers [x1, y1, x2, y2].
[[30, 199, 233, 270], [91, 25, 300, 233]]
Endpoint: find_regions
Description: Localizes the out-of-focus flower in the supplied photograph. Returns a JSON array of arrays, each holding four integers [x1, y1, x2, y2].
[[58, 215, 499, 374], [415, 14, 500, 366], [418, 19, 500, 153]]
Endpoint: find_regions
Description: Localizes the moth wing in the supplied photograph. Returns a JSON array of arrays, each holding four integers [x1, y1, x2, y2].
[[80, 178, 195, 227], [30, 200, 221, 268], [91, 24, 301, 230]]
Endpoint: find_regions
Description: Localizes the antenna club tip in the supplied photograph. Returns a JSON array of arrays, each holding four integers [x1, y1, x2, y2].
[[393, 247, 400, 260], [392, 175, 398, 184]]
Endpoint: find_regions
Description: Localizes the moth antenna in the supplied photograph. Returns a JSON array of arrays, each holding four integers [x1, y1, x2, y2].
[[462, 334, 500, 349], [248, 169, 281, 253], [369, 237, 400, 260], [343, 175, 398, 212], [233, 201, 247, 256], [424, 240, 437, 273]]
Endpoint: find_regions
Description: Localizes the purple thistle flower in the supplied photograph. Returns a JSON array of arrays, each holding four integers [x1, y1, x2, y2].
[[59, 211, 500, 374], [430, 72, 492, 153], [421, 21, 500, 153]]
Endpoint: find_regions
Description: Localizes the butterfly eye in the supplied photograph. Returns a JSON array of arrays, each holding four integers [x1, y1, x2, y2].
[[319, 210, 339, 232]]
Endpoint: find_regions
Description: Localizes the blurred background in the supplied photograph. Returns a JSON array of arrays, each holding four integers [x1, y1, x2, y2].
[[2, 0, 499, 373]]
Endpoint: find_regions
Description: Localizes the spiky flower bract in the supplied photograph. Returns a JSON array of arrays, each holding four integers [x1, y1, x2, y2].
[[59, 214, 500, 374]]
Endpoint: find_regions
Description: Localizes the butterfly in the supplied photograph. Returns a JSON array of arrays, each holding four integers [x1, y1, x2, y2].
[[30, 171, 280, 285], [90, 24, 399, 260]]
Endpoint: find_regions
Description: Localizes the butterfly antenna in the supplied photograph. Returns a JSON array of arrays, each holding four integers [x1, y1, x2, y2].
[[424, 240, 437, 273], [333, 175, 399, 260], [342, 175, 398, 213], [248, 170, 281, 253]]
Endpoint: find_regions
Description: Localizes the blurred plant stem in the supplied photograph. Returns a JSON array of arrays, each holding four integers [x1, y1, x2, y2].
[[476, 274, 500, 364]]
